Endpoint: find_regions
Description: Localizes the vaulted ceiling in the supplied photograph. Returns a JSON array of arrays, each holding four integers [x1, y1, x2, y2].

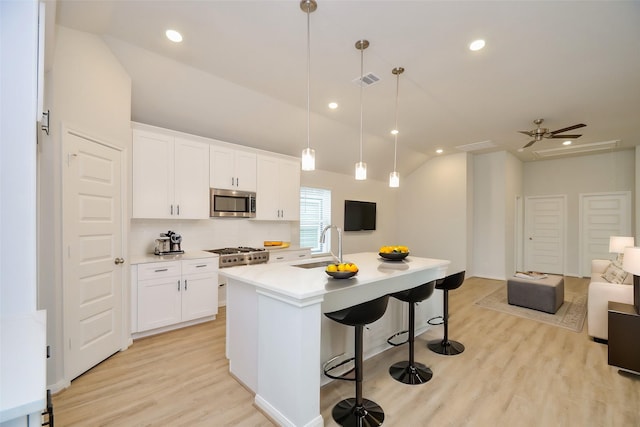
[[55, 0, 640, 181]]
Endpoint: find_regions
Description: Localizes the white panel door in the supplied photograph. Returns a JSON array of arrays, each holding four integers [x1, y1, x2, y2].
[[579, 192, 631, 276], [524, 195, 566, 274], [63, 130, 124, 381]]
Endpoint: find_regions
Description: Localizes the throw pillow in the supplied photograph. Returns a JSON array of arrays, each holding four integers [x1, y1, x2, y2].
[[601, 261, 629, 284]]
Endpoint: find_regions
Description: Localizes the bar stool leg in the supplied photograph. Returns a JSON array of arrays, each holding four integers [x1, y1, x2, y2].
[[389, 302, 433, 384], [428, 289, 465, 355], [332, 325, 385, 426]]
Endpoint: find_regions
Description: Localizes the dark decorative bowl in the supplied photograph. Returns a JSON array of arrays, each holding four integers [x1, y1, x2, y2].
[[325, 270, 358, 279], [379, 251, 409, 261]]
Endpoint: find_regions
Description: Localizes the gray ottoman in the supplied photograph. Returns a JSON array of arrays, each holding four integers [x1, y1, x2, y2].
[[507, 275, 564, 314]]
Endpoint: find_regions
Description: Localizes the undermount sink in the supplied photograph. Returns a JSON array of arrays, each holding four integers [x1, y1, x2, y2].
[[292, 260, 335, 269]]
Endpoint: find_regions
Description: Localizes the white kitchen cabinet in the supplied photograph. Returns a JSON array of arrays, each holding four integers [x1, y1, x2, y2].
[[255, 155, 300, 220], [135, 259, 218, 335], [209, 145, 257, 192], [132, 129, 209, 219]]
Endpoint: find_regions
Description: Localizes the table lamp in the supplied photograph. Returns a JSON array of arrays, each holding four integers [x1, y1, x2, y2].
[[609, 236, 634, 262], [622, 246, 640, 314]]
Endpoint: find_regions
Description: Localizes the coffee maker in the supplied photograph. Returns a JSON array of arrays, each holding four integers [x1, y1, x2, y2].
[[154, 230, 184, 255]]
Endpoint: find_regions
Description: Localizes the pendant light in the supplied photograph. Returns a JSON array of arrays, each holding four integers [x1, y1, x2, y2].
[[389, 67, 404, 188], [355, 39, 369, 180], [300, 0, 317, 171]]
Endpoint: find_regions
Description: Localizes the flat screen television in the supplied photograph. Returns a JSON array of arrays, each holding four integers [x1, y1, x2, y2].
[[344, 200, 376, 231]]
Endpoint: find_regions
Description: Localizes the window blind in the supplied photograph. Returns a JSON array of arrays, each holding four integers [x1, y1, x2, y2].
[[300, 187, 331, 254]]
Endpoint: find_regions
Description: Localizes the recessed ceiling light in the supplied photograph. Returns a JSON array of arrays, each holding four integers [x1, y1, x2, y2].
[[328, 102, 338, 109], [469, 39, 485, 51], [436, 149, 443, 154], [563, 140, 572, 146], [166, 29, 183, 43], [390, 129, 399, 135]]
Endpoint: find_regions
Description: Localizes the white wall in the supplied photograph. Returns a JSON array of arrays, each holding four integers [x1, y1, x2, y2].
[[301, 169, 397, 256], [524, 149, 635, 276], [473, 151, 524, 280], [395, 153, 471, 275], [1, 0, 38, 315], [39, 25, 132, 389]]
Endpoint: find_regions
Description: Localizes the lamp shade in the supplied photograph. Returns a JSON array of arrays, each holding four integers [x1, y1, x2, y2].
[[609, 236, 634, 253], [623, 246, 640, 276]]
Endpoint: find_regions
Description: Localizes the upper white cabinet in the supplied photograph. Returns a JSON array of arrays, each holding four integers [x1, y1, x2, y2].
[[256, 155, 300, 220], [209, 145, 257, 192], [133, 129, 209, 219]]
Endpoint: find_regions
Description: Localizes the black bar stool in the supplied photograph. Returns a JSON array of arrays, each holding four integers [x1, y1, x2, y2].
[[386, 280, 437, 384], [428, 271, 466, 356], [324, 294, 390, 426]]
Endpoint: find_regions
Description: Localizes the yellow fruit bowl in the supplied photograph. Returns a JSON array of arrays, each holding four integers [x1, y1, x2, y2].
[[325, 263, 359, 279]]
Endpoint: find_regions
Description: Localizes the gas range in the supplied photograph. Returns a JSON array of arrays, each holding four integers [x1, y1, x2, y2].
[[205, 247, 269, 268]]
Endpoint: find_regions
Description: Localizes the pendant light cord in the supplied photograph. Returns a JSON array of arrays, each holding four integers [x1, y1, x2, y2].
[[359, 45, 364, 162], [393, 71, 399, 171], [306, 4, 311, 150]]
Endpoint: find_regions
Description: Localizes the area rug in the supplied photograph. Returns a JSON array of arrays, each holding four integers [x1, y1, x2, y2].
[[475, 285, 587, 332]]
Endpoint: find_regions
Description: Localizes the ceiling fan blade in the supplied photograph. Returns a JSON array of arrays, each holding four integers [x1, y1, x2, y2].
[[549, 134, 582, 139], [518, 130, 534, 136], [523, 140, 536, 148], [549, 123, 586, 135]]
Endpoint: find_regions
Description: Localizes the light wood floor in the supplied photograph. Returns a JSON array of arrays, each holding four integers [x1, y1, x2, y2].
[[53, 277, 640, 426]]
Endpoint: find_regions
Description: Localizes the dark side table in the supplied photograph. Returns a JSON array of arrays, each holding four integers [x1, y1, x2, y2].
[[608, 301, 640, 375]]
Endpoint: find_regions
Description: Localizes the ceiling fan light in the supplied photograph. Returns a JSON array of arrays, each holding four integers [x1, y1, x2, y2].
[[563, 140, 572, 146], [389, 171, 400, 188], [301, 147, 315, 171], [355, 162, 367, 180], [390, 129, 399, 135]]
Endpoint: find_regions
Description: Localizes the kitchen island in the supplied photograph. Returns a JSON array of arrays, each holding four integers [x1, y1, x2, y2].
[[219, 252, 449, 427]]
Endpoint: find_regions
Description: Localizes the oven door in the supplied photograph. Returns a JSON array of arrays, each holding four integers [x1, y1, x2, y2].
[[210, 188, 256, 218]]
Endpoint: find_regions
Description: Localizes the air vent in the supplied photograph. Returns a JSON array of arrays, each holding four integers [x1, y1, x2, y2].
[[352, 72, 381, 87], [455, 140, 497, 152], [532, 140, 620, 159]]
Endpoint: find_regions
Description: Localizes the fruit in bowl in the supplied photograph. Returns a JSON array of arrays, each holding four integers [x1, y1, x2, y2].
[[379, 245, 409, 254], [379, 245, 410, 261], [326, 262, 359, 273], [325, 262, 358, 278]]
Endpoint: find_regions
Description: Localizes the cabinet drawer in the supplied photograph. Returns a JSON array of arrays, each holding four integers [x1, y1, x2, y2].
[[269, 249, 311, 263], [137, 261, 181, 281], [182, 258, 217, 275]]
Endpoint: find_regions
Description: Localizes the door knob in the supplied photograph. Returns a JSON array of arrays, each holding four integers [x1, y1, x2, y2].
[[114, 257, 125, 265]]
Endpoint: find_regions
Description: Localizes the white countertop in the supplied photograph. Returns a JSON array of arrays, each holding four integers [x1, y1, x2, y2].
[[0, 310, 47, 423], [130, 250, 218, 265], [219, 252, 450, 312]]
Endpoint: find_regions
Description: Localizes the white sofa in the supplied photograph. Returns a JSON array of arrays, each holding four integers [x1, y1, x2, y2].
[[587, 259, 634, 340]]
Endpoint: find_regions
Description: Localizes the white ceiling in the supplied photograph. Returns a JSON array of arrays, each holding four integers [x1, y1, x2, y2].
[[55, 0, 640, 181]]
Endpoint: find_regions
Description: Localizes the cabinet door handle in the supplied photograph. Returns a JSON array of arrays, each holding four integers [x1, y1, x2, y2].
[[276, 256, 284, 260], [236, 177, 239, 187], [177, 205, 180, 215], [171, 205, 174, 215], [155, 268, 168, 272], [195, 264, 207, 268], [231, 177, 235, 186], [184, 279, 188, 290], [178, 280, 181, 291], [298, 254, 306, 257]]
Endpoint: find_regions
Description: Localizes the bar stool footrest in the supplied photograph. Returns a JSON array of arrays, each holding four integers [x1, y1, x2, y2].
[[386, 330, 409, 347], [323, 355, 356, 381]]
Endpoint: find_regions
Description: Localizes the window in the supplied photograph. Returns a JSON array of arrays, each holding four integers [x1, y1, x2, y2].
[[300, 187, 331, 254]]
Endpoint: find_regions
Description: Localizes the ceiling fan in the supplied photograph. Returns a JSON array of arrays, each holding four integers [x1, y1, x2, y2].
[[518, 118, 586, 149]]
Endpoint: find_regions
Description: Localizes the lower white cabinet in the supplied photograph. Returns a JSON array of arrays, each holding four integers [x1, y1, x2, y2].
[[135, 258, 218, 334]]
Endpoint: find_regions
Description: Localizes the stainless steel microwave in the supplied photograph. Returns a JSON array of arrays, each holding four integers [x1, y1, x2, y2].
[[210, 188, 256, 218]]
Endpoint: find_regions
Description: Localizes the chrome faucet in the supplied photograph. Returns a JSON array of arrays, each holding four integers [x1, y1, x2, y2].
[[320, 224, 343, 264]]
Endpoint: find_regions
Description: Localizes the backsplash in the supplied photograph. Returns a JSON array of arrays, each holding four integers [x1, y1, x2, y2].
[[129, 218, 298, 255]]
